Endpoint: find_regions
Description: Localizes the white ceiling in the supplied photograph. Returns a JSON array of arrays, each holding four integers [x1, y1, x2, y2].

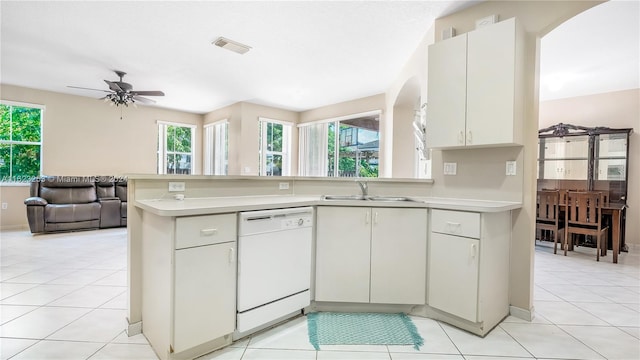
[[1, 1, 638, 114], [540, 0, 639, 101]]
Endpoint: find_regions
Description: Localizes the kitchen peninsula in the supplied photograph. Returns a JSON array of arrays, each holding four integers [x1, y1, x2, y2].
[[126, 175, 521, 360]]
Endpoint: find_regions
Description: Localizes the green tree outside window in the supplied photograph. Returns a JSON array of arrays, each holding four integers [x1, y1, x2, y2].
[[0, 103, 42, 181]]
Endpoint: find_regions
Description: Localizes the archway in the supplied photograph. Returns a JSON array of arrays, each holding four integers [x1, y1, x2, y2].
[[391, 76, 422, 178]]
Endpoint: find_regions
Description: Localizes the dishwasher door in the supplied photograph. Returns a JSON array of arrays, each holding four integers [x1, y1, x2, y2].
[[237, 207, 313, 332]]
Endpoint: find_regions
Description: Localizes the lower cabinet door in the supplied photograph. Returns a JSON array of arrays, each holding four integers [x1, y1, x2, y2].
[[315, 206, 371, 303], [428, 232, 479, 322], [370, 208, 427, 304], [173, 242, 236, 353]]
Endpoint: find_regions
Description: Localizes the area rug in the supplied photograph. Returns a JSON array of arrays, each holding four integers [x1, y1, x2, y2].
[[307, 312, 423, 350]]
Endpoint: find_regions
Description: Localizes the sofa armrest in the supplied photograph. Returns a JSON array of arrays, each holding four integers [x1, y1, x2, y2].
[[24, 197, 47, 233], [24, 197, 48, 206]]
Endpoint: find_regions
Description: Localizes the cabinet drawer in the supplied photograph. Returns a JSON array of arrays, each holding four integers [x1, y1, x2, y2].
[[175, 213, 236, 249], [431, 209, 480, 239]]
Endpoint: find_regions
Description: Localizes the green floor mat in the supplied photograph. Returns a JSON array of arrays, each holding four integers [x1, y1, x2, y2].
[[307, 312, 424, 350]]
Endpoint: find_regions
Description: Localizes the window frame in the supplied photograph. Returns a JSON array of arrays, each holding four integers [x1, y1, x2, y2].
[[203, 119, 228, 175], [157, 121, 196, 175], [298, 110, 381, 178], [259, 117, 292, 176], [0, 100, 45, 184]]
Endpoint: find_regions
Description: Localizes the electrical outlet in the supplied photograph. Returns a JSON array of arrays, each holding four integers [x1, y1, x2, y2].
[[168, 182, 185, 192], [506, 161, 517, 176], [279, 182, 290, 190], [443, 162, 457, 175], [1, 202, 7, 210]]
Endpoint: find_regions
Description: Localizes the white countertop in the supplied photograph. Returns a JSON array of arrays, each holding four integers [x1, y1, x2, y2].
[[135, 195, 521, 216]]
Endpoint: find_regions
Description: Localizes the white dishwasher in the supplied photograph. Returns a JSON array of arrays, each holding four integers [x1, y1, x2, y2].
[[236, 207, 313, 334]]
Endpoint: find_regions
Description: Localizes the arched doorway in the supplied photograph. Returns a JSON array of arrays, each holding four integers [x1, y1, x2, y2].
[[391, 76, 423, 178]]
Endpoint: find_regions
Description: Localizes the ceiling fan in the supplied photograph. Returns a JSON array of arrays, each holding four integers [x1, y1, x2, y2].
[[68, 70, 165, 107]]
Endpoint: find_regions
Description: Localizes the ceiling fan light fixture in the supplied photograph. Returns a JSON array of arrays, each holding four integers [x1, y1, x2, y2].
[[213, 37, 251, 54]]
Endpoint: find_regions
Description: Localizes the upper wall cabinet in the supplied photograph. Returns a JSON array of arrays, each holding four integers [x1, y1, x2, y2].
[[426, 18, 525, 149]]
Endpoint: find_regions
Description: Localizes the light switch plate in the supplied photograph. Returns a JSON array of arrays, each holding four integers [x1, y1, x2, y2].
[[444, 162, 457, 175], [168, 182, 185, 192], [506, 161, 517, 176]]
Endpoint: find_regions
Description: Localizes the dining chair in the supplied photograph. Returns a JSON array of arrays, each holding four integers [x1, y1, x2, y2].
[[536, 190, 564, 254], [564, 191, 609, 261]]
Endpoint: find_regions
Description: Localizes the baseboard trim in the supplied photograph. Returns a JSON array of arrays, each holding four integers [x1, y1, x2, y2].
[[0, 224, 29, 231], [510, 305, 534, 321], [127, 319, 142, 336]]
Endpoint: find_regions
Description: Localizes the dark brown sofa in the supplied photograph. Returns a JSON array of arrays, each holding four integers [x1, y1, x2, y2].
[[24, 176, 127, 234]]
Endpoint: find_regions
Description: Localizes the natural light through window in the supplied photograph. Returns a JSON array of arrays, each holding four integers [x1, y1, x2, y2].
[[299, 112, 379, 178], [259, 118, 291, 176], [204, 120, 228, 175], [0, 101, 43, 182], [158, 122, 195, 175]]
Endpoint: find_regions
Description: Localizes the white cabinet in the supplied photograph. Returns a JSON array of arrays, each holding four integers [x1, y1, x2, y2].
[[427, 209, 510, 336], [315, 206, 427, 305], [429, 232, 479, 322], [315, 206, 371, 303], [426, 18, 524, 149], [142, 212, 236, 360], [370, 207, 428, 304]]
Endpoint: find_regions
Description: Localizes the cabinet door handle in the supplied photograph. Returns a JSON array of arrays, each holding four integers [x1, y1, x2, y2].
[[470, 243, 477, 259], [229, 248, 235, 264], [458, 131, 464, 144], [200, 228, 218, 236], [374, 211, 379, 224], [467, 130, 472, 144], [365, 211, 370, 224]]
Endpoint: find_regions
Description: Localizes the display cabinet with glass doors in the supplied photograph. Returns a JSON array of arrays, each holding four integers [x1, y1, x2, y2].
[[537, 123, 632, 202], [537, 123, 632, 251]]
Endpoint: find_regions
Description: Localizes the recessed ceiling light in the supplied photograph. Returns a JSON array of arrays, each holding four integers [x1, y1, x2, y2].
[[213, 37, 251, 55]]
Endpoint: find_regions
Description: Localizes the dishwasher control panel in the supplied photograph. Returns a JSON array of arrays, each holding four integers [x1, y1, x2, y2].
[[280, 216, 313, 230], [239, 207, 314, 236]]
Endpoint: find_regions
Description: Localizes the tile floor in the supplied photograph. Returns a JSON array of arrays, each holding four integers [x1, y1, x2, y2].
[[1, 228, 639, 359]]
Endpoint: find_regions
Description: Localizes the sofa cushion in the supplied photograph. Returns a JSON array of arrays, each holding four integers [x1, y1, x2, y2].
[[44, 203, 101, 223], [41, 186, 97, 204], [120, 202, 127, 218], [96, 178, 116, 199], [116, 180, 127, 201]]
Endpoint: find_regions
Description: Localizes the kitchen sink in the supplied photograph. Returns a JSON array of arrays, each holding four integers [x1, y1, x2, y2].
[[322, 195, 367, 201], [322, 195, 420, 202], [366, 196, 419, 202]]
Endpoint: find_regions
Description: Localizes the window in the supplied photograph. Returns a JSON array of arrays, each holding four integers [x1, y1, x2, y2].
[[299, 112, 379, 178], [204, 120, 228, 175], [0, 101, 43, 182], [158, 122, 195, 174], [298, 123, 328, 176], [259, 118, 291, 176]]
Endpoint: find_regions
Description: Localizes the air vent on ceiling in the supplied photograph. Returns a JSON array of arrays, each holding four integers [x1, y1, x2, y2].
[[213, 37, 251, 55]]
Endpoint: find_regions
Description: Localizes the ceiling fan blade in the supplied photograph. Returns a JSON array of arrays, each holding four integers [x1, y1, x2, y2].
[[104, 80, 123, 92], [133, 96, 156, 104], [67, 85, 112, 93], [131, 90, 165, 96]]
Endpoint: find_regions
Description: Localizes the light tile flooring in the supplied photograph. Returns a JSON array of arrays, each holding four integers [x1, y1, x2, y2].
[[1, 228, 638, 359]]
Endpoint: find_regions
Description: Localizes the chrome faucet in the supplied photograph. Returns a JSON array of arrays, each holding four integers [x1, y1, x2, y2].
[[357, 180, 368, 197]]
